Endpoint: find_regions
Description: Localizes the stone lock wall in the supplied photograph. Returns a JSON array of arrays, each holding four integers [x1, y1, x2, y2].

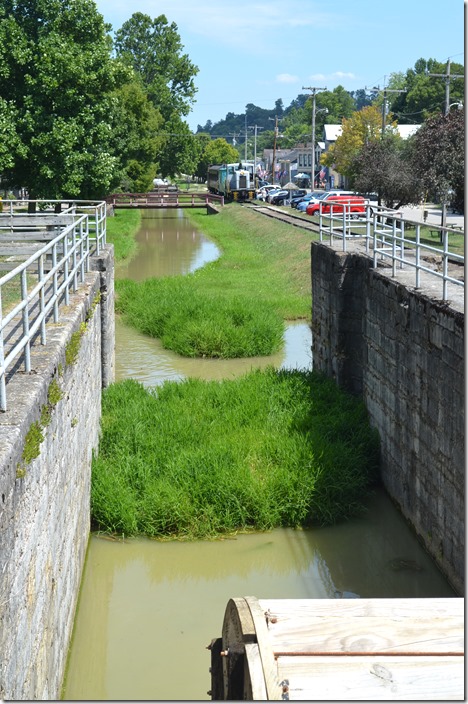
[[311, 242, 464, 595], [0, 246, 114, 700]]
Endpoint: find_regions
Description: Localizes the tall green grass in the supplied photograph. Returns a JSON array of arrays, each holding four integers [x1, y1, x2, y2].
[[106, 209, 141, 261], [91, 369, 380, 539], [115, 204, 314, 358]]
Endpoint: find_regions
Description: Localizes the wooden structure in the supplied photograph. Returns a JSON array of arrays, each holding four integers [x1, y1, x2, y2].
[[209, 596, 464, 700], [106, 191, 224, 209]]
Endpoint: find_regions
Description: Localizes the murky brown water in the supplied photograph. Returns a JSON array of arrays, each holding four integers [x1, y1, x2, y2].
[[63, 208, 455, 701]]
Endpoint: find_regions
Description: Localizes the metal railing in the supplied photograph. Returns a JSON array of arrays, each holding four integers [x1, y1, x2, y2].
[[0, 200, 107, 411], [318, 202, 464, 301]]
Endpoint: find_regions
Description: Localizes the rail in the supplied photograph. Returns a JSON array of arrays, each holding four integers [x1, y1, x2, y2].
[[106, 192, 224, 208], [0, 200, 107, 411], [318, 202, 464, 301]]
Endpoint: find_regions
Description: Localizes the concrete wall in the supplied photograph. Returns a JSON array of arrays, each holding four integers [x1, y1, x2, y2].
[[0, 246, 114, 700], [311, 242, 464, 595]]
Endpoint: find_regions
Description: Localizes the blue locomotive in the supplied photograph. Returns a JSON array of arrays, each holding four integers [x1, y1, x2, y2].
[[207, 163, 256, 201]]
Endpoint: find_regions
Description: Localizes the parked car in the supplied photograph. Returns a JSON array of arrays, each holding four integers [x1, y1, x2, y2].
[[306, 193, 366, 217], [265, 187, 284, 203], [270, 188, 307, 206], [290, 191, 323, 209], [256, 185, 280, 201]]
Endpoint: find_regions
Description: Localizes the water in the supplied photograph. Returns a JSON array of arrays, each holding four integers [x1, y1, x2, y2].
[[63, 208, 455, 701]]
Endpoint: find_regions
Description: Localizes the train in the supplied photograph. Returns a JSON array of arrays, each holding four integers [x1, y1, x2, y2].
[[207, 163, 256, 201]]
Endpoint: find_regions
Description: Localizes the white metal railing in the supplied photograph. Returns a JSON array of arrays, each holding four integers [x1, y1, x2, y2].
[[0, 200, 107, 411], [318, 201, 464, 301]]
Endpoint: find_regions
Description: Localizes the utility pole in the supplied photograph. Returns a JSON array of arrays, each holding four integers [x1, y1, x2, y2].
[[428, 59, 463, 115], [248, 125, 264, 183], [244, 113, 248, 161], [428, 59, 464, 229], [302, 86, 326, 188], [372, 78, 406, 137]]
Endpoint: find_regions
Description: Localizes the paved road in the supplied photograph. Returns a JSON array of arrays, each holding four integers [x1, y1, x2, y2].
[[398, 203, 464, 228]]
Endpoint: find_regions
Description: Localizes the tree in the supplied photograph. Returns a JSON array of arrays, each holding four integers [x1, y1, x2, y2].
[[389, 58, 464, 124], [352, 135, 422, 208], [0, 0, 123, 199], [322, 105, 389, 180], [157, 114, 203, 179], [112, 78, 164, 192], [202, 138, 239, 167], [409, 107, 464, 212], [114, 12, 198, 122]]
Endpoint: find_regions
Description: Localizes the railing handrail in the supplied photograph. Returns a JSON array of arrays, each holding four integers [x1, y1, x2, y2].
[[318, 202, 464, 302], [0, 200, 107, 411]]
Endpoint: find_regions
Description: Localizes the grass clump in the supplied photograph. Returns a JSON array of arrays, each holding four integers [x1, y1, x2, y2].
[[115, 204, 315, 358], [91, 369, 380, 539], [116, 277, 283, 358]]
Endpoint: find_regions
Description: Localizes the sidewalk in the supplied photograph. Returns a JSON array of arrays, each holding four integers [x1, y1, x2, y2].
[[397, 203, 464, 229]]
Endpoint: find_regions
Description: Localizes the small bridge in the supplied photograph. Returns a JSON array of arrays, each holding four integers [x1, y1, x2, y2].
[[106, 191, 224, 209]]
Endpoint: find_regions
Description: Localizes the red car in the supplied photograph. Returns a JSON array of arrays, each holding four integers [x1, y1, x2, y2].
[[306, 193, 366, 217]]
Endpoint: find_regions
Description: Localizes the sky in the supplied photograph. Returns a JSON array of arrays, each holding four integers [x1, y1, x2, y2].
[[94, 0, 465, 132]]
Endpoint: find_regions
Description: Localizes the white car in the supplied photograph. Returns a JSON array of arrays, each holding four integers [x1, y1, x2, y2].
[[256, 185, 281, 201]]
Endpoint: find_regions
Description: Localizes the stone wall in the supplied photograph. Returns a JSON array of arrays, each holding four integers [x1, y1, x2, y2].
[[311, 242, 464, 595], [0, 245, 114, 700]]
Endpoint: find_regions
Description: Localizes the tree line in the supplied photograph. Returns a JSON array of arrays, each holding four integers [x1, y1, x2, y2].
[[0, 0, 464, 210]]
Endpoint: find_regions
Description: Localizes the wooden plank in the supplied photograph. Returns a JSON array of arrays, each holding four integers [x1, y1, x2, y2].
[[244, 644, 268, 700], [258, 598, 463, 655], [0, 232, 59, 242], [276, 654, 464, 700], [244, 596, 283, 700], [0, 215, 75, 227], [0, 244, 44, 256]]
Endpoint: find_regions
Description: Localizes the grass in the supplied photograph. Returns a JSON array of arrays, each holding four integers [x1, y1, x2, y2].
[[115, 204, 315, 358], [91, 369, 380, 539], [105, 209, 142, 261]]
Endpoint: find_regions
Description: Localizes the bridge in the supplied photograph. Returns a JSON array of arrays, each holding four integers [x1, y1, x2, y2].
[[106, 191, 224, 209]]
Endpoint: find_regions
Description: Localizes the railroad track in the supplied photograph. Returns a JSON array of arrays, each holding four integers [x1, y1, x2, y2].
[[241, 202, 321, 233]]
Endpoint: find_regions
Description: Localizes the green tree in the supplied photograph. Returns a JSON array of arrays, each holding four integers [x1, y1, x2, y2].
[[409, 107, 464, 212], [0, 0, 123, 200], [202, 137, 239, 168], [322, 105, 388, 180], [389, 58, 464, 124], [112, 78, 164, 192], [352, 135, 422, 208], [157, 115, 204, 179], [114, 12, 198, 122]]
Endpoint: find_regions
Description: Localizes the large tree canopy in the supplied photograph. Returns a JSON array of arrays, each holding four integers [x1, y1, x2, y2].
[[0, 0, 123, 198], [114, 12, 198, 122], [409, 107, 464, 211]]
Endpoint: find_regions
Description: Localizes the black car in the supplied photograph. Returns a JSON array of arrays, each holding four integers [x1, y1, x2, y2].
[[270, 188, 307, 206]]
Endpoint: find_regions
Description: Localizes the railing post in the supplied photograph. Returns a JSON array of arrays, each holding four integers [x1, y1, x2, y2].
[[21, 269, 31, 372]]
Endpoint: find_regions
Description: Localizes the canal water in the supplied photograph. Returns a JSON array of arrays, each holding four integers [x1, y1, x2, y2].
[[63, 209, 456, 701]]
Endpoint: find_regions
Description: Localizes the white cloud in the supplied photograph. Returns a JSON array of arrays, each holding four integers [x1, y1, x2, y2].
[[276, 73, 299, 84], [333, 72, 357, 80]]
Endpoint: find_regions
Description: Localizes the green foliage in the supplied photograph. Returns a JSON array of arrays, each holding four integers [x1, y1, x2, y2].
[[389, 58, 464, 124], [408, 107, 464, 210], [116, 277, 284, 358], [22, 421, 44, 465], [352, 134, 422, 207], [91, 370, 380, 538], [114, 12, 198, 121], [112, 79, 163, 192], [0, 0, 123, 198]]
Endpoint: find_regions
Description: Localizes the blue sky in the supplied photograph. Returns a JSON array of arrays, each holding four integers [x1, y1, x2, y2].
[[94, 0, 465, 132]]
